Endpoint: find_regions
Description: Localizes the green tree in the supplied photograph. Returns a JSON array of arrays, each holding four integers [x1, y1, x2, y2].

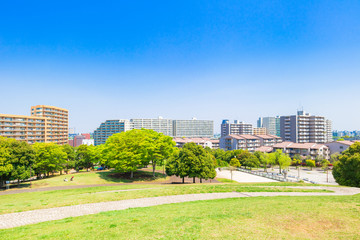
[[306, 159, 316, 170], [165, 143, 215, 183], [270, 150, 291, 173], [33, 143, 67, 178], [0, 137, 15, 187], [229, 158, 241, 168], [254, 151, 272, 172], [62, 144, 75, 174], [142, 129, 176, 177], [103, 130, 148, 178], [333, 142, 360, 187], [330, 153, 340, 163], [76, 145, 100, 172], [9, 140, 35, 185], [244, 155, 260, 170]]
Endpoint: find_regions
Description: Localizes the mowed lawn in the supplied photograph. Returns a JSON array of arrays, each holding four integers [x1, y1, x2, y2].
[[0, 183, 332, 214], [1, 194, 360, 239], [8, 169, 167, 189]]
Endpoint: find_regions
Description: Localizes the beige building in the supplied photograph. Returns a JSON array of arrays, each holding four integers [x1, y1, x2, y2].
[[0, 105, 68, 145], [173, 137, 219, 149], [272, 142, 330, 160], [219, 134, 282, 152], [253, 127, 267, 135]]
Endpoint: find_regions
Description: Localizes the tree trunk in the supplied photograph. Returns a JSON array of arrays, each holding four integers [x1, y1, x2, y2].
[[279, 166, 282, 174], [131, 171, 134, 179], [182, 177, 184, 184], [200, 178, 202, 183], [193, 177, 195, 183], [60, 170, 63, 175], [153, 164, 156, 177], [17, 179, 20, 186]]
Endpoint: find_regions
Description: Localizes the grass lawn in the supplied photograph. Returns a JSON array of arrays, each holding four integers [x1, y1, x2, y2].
[[7, 170, 167, 189], [0, 183, 333, 214], [1, 194, 360, 239]]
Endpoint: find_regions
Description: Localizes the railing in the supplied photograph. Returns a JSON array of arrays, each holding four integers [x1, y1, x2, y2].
[[221, 167, 318, 184]]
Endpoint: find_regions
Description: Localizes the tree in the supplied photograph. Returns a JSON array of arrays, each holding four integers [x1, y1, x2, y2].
[[330, 153, 340, 163], [254, 151, 272, 172], [244, 155, 260, 170], [165, 143, 215, 183], [229, 158, 241, 182], [269, 150, 291, 173], [0, 137, 15, 187], [306, 159, 316, 170], [76, 145, 100, 172], [141, 129, 175, 177], [333, 142, 360, 187], [33, 143, 67, 178], [103, 130, 148, 178], [62, 144, 75, 174]]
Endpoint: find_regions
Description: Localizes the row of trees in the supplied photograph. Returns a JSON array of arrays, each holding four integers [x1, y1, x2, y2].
[[0, 136, 102, 187]]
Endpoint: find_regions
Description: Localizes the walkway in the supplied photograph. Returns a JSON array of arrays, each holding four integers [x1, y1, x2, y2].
[[216, 169, 278, 183], [1, 186, 359, 229]]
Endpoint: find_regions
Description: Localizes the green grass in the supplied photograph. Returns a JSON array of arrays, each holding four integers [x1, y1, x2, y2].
[[1, 194, 360, 239], [0, 183, 333, 214], [7, 170, 167, 189], [216, 178, 238, 183]]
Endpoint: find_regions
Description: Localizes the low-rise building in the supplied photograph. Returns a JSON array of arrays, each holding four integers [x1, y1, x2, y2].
[[219, 134, 282, 152], [325, 140, 354, 154], [272, 142, 330, 160], [253, 127, 267, 135], [173, 137, 219, 149]]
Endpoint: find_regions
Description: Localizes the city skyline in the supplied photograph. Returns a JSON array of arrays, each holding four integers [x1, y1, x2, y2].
[[1, 1, 360, 132]]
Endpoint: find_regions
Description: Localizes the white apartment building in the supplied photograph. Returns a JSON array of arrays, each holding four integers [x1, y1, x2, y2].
[[221, 120, 253, 137], [219, 134, 282, 152]]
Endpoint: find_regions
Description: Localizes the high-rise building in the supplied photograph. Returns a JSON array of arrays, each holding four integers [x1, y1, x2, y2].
[[31, 105, 69, 145], [221, 120, 253, 137], [93, 117, 214, 145], [280, 110, 331, 144], [93, 119, 131, 145], [257, 116, 280, 136], [0, 105, 68, 145], [325, 119, 333, 143], [131, 117, 173, 136], [173, 118, 213, 137]]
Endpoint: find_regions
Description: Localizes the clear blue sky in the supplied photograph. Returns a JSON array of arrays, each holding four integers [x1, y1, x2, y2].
[[1, 1, 360, 133]]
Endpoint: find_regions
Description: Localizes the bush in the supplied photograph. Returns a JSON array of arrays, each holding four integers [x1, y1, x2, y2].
[[333, 143, 360, 187]]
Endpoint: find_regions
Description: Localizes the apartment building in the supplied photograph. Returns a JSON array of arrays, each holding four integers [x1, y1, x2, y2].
[[31, 105, 69, 145], [219, 134, 282, 152], [93, 117, 214, 145], [272, 142, 330, 160], [173, 118, 213, 138], [173, 137, 219, 149], [93, 119, 131, 145], [253, 127, 267, 135], [221, 120, 253, 137], [257, 116, 280, 136], [280, 111, 332, 144], [131, 117, 173, 136], [0, 105, 68, 145]]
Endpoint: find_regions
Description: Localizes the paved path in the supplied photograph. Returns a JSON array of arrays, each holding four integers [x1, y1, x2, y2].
[[216, 169, 278, 182], [1, 186, 359, 229]]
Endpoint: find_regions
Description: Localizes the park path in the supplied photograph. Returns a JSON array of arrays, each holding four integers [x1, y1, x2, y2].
[[0, 186, 359, 229]]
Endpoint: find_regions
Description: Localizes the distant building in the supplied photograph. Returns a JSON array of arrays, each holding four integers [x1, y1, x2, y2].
[[82, 139, 94, 146], [93, 117, 214, 145], [0, 105, 68, 145], [221, 120, 253, 137], [272, 142, 330, 160], [257, 117, 280, 136], [94, 120, 131, 145], [325, 140, 354, 155], [253, 127, 267, 135], [219, 134, 282, 152], [173, 118, 213, 138], [173, 137, 219, 149], [280, 110, 332, 144]]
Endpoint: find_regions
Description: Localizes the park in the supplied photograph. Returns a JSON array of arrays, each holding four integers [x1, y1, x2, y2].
[[1, 130, 360, 239]]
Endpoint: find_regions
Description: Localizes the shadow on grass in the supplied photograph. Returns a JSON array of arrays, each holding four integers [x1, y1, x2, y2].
[[96, 170, 167, 183]]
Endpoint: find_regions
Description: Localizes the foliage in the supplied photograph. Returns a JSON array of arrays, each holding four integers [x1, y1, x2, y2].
[[229, 158, 240, 168], [333, 142, 360, 187], [244, 155, 260, 170], [269, 150, 291, 173], [33, 143, 67, 177], [62, 144, 76, 174], [306, 160, 316, 170], [166, 142, 216, 182], [103, 130, 148, 178], [254, 151, 272, 172]]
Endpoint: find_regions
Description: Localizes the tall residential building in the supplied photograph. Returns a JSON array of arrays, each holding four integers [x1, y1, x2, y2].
[[257, 116, 280, 136], [31, 105, 69, 145], [131, 117, 173, 136], [221, 120, 253, 137], [93, 117, 214, 145], [280, 110, 331, 144], [173, 118, 213, 137], [325, 119, 333, 143], [93, 120, 131, 145], [0, 105, 68, 145]]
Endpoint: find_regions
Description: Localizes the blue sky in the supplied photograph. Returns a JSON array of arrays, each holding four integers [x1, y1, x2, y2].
[[1, 1, 360, 133]]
